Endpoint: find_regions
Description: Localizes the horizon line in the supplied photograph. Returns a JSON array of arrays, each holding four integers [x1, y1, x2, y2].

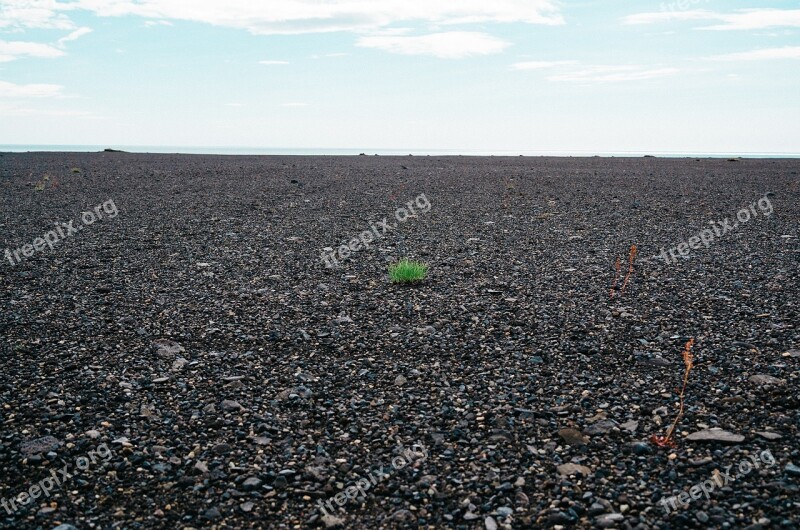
[[2, 145, 800, 158]]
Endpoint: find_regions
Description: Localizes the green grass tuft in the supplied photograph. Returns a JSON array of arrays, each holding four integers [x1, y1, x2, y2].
[[389, 259, 428, 283]]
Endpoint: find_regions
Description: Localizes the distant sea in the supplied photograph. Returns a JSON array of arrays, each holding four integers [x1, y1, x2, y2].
[[2, 145, 799, 158]]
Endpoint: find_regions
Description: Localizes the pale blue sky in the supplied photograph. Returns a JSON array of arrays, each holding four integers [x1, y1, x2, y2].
[[1, 1, 799, 154]]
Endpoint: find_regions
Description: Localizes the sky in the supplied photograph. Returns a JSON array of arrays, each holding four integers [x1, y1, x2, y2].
[[0, 0, 799, 154]]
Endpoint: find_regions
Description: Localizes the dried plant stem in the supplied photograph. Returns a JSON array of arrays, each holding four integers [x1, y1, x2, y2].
[[652, 338, 695, 447], [620, 244, 638, 294]]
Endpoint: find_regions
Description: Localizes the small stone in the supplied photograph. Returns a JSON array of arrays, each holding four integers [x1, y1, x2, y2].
[[240, 501, 255, 513], [391, 509, 414, 522], [584, 419, 617, 435], [151, 339, 185, 357], [558, 428, 589, 446], [52, 525, 79, 530], [785, 463, 800, 477], [749, 374, 785, 386], [394, 375, 407, 386], [485, 516, 498, 530], [595, 513, 624, 528], [321, 514, 345, 528], [274, 389, 293, 400], [697, 511, 709, 523], [85, 430, 101, 439], [686, 429, 744, 444], [630, 442, 652, 455], [620, 420, 638, 432], [203, 507, 222, 520], [20, 436, 60, 456], [496, 507, 513, 517], [212, 443, 232, 454], [242, 477, 262, 490], [171, 358, 188, 371], [221, 400, 244, 411], [756, 431, 782, 440], [557, 463, 592, 477]]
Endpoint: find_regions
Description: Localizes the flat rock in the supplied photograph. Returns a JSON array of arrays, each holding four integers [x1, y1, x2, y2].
[[595, 513, 625, 528], [20, 436, 60, 456], [749, 374, 785, 386], [221, 399, 244, 411], [756, 431, 782, 440], [584, 419, 617, 435], [321, 514, 345, 528], [686, 429, 744, 443], [620, 420, 639, 432], [558, 428, 589, 446], [151, 338, 185, 357], [557, 463, 592, 477]]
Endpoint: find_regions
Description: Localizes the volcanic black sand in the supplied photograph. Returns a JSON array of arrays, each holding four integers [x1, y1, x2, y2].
[[1, 153, 798, 530]]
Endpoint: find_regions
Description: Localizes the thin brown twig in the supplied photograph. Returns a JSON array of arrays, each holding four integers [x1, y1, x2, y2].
[[651, 338, 695, 447], [620, 244, 638, 294]]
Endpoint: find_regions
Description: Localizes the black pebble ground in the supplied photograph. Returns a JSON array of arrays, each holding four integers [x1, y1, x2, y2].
[[1, 152, 798, 529]]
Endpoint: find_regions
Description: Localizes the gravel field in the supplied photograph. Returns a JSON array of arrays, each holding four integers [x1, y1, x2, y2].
[[1, 152, 798, 530]]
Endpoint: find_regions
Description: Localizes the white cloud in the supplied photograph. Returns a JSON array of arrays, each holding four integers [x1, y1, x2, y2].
[[1, 0, 564, 35], [703, 9, 800, 30], [259, 60, 289, 65], [623, 8, 800, 30], [0, 0, 76, 30], [57, 26, 92, 48], [710, 46, 800, 61], [282, 102, 308, 107], [0, 39, 64, 62], [511, 60, 576, 70], [0, 80, 64, 97], [144, 20, 173, 27], [623, 10, 716, 25], [547, 65, 679, 83], [357, 31, 509, 59]]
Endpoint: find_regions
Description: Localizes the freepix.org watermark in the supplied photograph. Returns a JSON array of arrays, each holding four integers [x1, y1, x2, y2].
[[4, 199, 119, 266], [321, 193, 431, 268], [659, 449, 776, 514], [654, 194, 773, 264], [1, 443, 114, 515], [316, 442, 428, 517]]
